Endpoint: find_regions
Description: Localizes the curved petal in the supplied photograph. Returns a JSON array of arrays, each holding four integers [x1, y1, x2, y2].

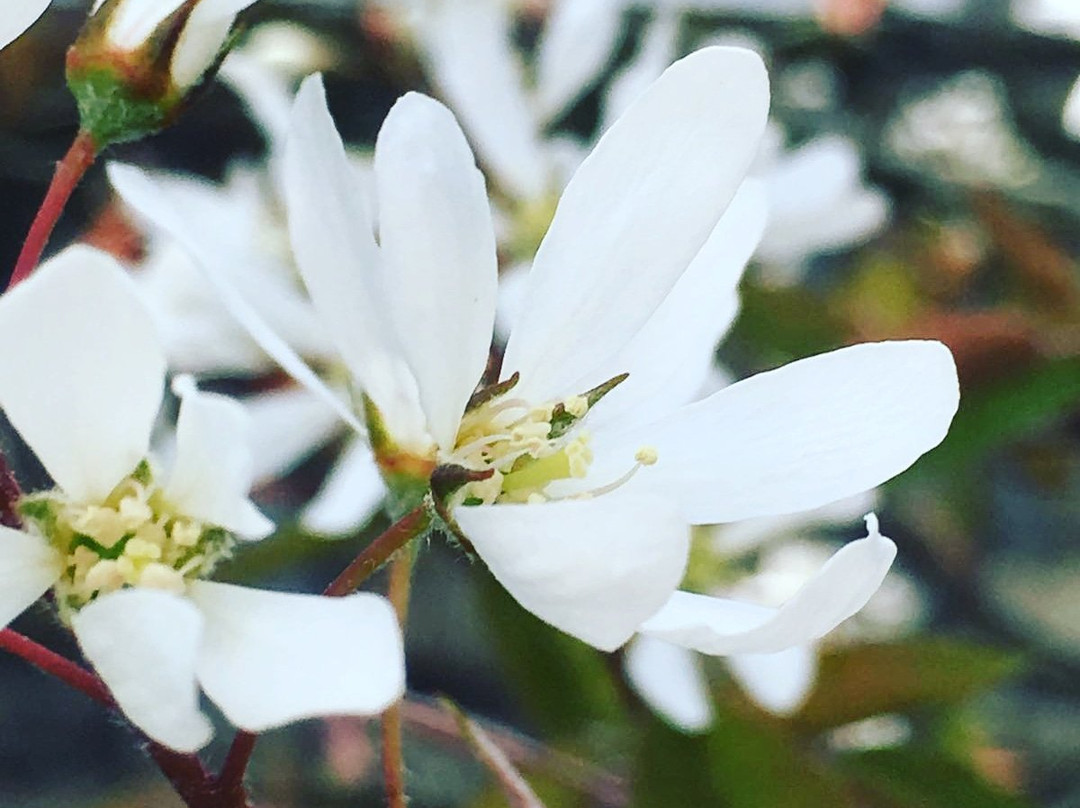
[[190, 581, 405, 731], [624, 635, 713, 733], [503, 47, 770, 402], [2, 0, 50, 51], [727, 646, 816, 715], [164, 377, 273, 540], [418, 1, 548, 200], [242, 387, 344, 484], [0, 247, 164, 502], [374, 92, 498, 451], [71, 589, 212, 752], [638, 515, 896, 655], [300, 437, 386, 536], [0, 528, 61, 628], [607, 340, 959, 524], [108, 162, 361, 432], [535, 0, 624, 121], [284, 77, 430, 447], [584, 180, 767, 433], [453, 491, 689, 651]]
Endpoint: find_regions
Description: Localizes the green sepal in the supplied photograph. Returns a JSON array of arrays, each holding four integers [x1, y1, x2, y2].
[[66, 66, 174, 148], [548, 372, 629, 439], [361, 393, 435, 521]]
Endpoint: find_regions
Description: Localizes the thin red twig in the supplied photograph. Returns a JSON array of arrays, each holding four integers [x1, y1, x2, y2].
[[8, 130, 98, 289]]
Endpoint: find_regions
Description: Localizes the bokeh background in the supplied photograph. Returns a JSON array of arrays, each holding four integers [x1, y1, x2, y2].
[[1, 0, 1079, 805]]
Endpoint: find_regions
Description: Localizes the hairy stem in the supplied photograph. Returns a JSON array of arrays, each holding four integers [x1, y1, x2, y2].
[[323, 504, 430, 597], [8, 130, 98, 289]]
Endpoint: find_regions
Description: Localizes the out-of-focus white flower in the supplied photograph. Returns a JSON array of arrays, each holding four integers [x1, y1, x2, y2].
[[1011, 0, 1080, 38], [1063, 76, 1080, 140], [885, 71, 1041, 189], [0, 248, 404, 751], [754, 125, 890, 283], [1, 0, 50, 51]]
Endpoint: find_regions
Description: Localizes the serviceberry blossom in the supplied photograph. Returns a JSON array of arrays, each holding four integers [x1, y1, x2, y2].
[[114, 46, 959, 659], [3, 0, 50, 51], [0, 247, 405, 752]]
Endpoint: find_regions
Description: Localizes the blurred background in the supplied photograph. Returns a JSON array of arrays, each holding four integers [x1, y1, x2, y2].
[[1, 0, 1079, 805]]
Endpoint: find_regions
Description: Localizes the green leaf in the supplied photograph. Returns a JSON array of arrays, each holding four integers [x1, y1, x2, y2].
[[899, 356, 1080, 484], [633, 704, 855, 808], [479, 574, 626, 742], [838, 748, 1033, 808], [792, 640, 1024, 733]]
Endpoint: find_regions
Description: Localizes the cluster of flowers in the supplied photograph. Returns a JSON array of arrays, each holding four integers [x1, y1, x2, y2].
[[0, 0, 959, 769]]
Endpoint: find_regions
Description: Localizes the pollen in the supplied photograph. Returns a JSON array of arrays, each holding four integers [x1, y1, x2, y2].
[[18, 462, 236, 620], [635, 446, 659, 466]]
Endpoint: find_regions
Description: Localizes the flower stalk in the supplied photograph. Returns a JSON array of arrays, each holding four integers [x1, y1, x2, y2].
[[382, 548, 416, 808], [8, 130, 97, 290]]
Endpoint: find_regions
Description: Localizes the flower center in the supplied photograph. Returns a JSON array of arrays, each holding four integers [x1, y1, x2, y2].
[[446, 372, 654, 507], [19, 460, 233, 619]]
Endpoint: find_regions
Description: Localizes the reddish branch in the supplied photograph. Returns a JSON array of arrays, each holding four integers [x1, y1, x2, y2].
[[8, 130, 98, 290]]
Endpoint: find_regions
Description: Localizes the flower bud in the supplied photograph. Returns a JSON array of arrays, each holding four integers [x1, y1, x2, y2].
[[66, 0, 258, 148]]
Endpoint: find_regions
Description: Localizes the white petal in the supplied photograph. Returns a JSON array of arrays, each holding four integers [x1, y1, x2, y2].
[[108, 163, 360, 432], [417, 2, 548, 200], [727, 646, 816, 715], [103, 0, 187, 49], [284, 77, 430, 447], [639, 515, 896, 655], [374, 93, 498, 451], [0, 528, 61, 628], [164, 378, 273, 540], [190, 581, 405, 730], [219, 52, 293, 148], [585, 180, 767, 433], [535, 0, 625, 121], [1064, 74, 1080, 140], [503, 47, 770, 402], [624, 635, 713, 733], [242, 387, 345, 484], [453, 492, 689, 651], [300, 437, 386, 535], [1, 0, 49, 51], [72, 589, 212, 752], [610, 341, 959, 524], [0, 247, 164, 502]]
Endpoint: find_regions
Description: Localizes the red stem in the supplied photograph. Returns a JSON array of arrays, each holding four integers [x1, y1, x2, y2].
[[8, 130, 98, 290], [0, 628, 219, 807], [323, 504, 430, 598], [215, 504, 431, 797]]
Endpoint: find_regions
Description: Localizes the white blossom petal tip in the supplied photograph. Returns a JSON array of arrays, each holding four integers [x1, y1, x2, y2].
[[0, 246, 165, 503], [504, 46, 770, 401], [0, 527, 62, 629], [727, 645, 817, 715], [624, 635, 714, 733], [639, 516, 897, 656], [628, 339, 959, 525], [72, 589, 213, 752], [454, 492, 690, 652], [191, 582, 405, 732], [2, 0, 51, 52], [165, 376, 274, 540]]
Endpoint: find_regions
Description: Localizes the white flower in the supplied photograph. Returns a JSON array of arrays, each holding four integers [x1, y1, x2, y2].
[[2, 0, 50, 52], [264, 44, 958, 656], [87, 0, 260, 90], [0, 247, 405, 752], [1064, 75, 1080, 140], [753, 126, 890, 281]]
